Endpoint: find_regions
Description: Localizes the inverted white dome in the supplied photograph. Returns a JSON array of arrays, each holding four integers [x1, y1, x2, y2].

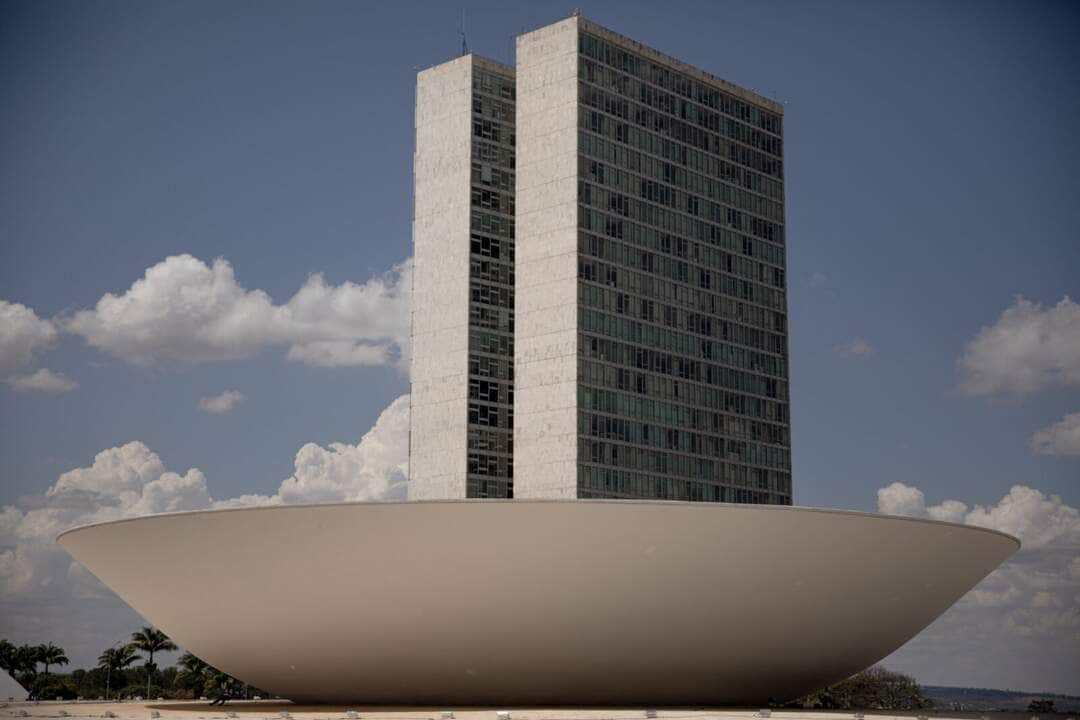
[[59, 500, 1017, 705]]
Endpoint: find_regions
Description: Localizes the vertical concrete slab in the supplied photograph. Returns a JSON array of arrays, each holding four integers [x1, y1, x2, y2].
[[409, 56, 473, 500], [513, 17, 582, 498]]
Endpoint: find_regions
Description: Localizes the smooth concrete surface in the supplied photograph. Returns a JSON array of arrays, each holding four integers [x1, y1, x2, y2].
[[0, 671, 25, 701], [58, 501, 1017, 705], [409, 55, 474, 500], [512, 17, 581, 499]]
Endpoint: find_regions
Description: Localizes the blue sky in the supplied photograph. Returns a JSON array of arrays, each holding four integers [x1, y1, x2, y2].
[[2, 0, 1078, 695]]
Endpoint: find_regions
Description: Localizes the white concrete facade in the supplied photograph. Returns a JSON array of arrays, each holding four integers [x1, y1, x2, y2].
[[513, 17, 582, 499], [409, 56, 474, 500], [414, 17, 790, 502], [410, 55, 516, 501]]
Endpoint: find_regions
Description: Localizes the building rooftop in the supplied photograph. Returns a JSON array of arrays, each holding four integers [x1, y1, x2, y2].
[[532, 14, 785, 115]]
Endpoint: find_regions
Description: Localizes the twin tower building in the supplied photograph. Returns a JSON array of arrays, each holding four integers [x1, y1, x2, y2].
[[408, 16, 791, 505]]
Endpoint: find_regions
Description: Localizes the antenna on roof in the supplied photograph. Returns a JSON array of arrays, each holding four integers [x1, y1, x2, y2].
[[459, 9, 469, 56]]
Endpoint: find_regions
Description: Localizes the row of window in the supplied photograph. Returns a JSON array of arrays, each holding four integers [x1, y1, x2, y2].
[[578, 374, 788, 444], [467, 426, 513, 454], [580, 306, 786, 376], [472, 209, 514, 238], [579, 72, 782, 160], [472, 187, 514, 216], [580, 144, 785, 268], [581, 384, 787, 447], [579, 229, 785, 326], [471, 233, 513, 262], [577, 465, 791, 503], [468, 452, 513, 478], [580, 214, 784, 294], [581, 150, 782, 225], [581, 312, 785, 400], [579, 215, 785, 311], [469, 303, 512, 333], [581, 128, 783, 205], [466, 477, 513, 499], [472, 139, 515, 169], [583, 289, 786, 377], [577, 190, 783, 271], [578, 251, 785, 333], [470, 354, 513, 381], [471, 280, 513, 309], [468, 401, 513, 429], [578, 55, 782, 148], [472, 68, 515, 101], [580, 227, 780, 299], [473, 118, 515, 146], [580, 412, 790, 470], [472, 161, 514, 192], [580, 253, 785, 321], [578, 32, 782, 136], [578, 217, 786, 312], [472, 94, 514, 123], [469, 378, 513, 405], [471, 257, 514, 286], [582, 105, 782, 181], [580, 242, 784, 338], [581, 167, 782, 244], [580, 335, 789, 422], [581, 283, 785, 362], [470, 328, 514, 357]]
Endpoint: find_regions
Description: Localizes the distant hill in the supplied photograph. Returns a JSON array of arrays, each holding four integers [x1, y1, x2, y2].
[[923, 685, 1080, 712]]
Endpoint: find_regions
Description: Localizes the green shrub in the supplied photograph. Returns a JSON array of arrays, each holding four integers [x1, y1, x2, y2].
[[29, 676, 77, 701], [790, 666, 933, 710]]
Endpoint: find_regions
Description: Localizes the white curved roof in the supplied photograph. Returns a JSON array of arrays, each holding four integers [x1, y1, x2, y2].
[[58, 500, 1017, 705], [0, 670, 27, 701]]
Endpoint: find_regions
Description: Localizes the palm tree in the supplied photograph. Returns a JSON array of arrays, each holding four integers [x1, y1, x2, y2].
[[98, 644, 140, 700], [177, 652, 209, 697], [129, 626, 177, 698], [12, 644, 39, 680], [0, 639, 16, 674], [37, 643, 69, 676]]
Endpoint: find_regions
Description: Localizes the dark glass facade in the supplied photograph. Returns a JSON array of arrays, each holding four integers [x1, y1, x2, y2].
[[574, 31, 792, 504], [466, 64, 516, 498]]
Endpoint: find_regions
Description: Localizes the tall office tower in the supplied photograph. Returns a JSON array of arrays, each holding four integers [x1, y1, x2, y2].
[[410, 54, 517, 500], [514, 17, 791, 503]]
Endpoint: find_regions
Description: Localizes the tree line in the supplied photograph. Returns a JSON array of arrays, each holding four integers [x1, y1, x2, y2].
[[2, 631, 931, 709], [0, 627, 263, 703]]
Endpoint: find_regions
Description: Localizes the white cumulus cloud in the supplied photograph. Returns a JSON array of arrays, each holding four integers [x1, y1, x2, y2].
[[0, 442, 213, 597], [197, 389, 244, 415], [1031, 412, 1080, 457], [878, 482, 1080, 692], [272, 394, 409, 504], [0, 301, 58, 377], [65, 254, 412, 370], [0, 301, 72, 392], [8, 368, 77, 393], [878, 482, 970, 524], [878, 481, 1079, 549], [0, 394, 411, 668], [834, 337, 875, 359], [957, 295, 1080, 398]]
